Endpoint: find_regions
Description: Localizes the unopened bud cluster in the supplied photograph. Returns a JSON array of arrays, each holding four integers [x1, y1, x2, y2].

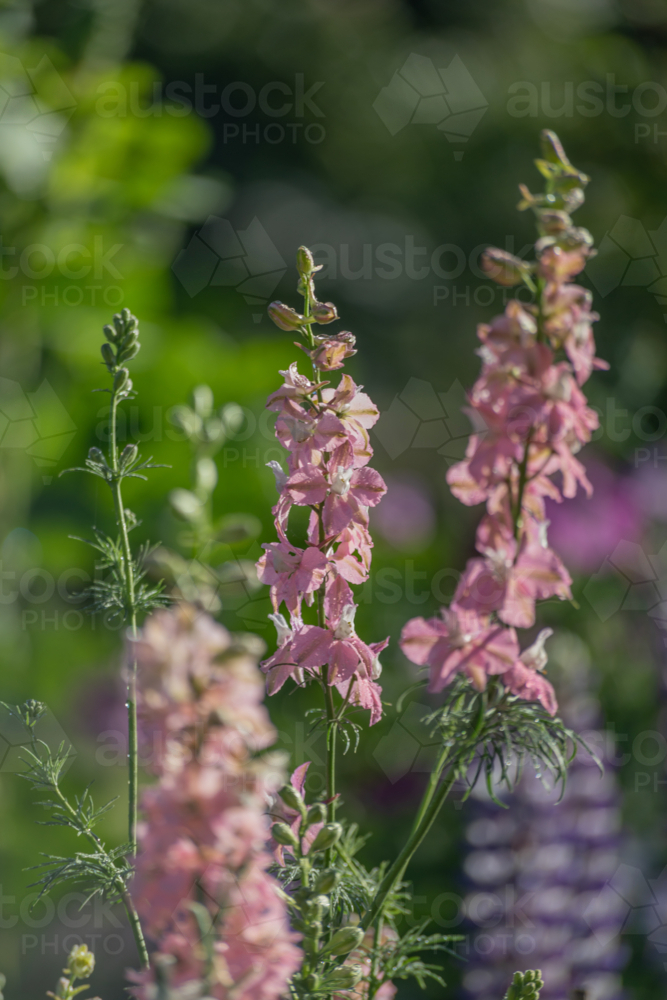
[[100, 308, 140, 398], [505, 969, 544, 1000]]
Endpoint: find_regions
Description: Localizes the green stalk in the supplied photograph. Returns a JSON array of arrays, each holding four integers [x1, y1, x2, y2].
[[302, 276, 339, 866], [53, 783, 149, 968], [363, 691, 489, 932], [361, 768, 459, 932], [108, 386, 139, 856], [408, 746, 450, 837]]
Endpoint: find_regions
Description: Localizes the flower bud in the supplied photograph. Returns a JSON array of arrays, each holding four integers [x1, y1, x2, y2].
[[309, 822, 342, 853], [326, 925, 365, 956], [170, 405, 201, 439], [539, 129, 570, 167], [268, 301, 307, 331], [192, 384, 214, 419], [120, 443, 138, 467], [195, 456, 218, 495], [119, 339, 140, 363], [305, 802, 326, 826], [88, 447, 106, 466], [296, 246, 315, 276], [302, 973, 320, 991], [170, 488, 202, 521], [480, 248, 530, 287], [322, 965, 363, 990], [220, 402, 244, 437], [313, 868, 340, 894], [271, 822, 299, 848], [101, 342, 115, 370], [67, 943, 95, 978], [113, 368, 129, 393], [278, 783, 306, 815], [103, 323, 118, 343], [311, 301, 338, 324], [538, 210, 571, 235], [304, 894, 329, 920]]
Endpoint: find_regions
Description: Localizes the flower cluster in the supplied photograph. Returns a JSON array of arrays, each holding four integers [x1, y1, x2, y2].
[[401, 131, 606, 715], [258, 248, 388, 724], [128, 605, 302, 1000]]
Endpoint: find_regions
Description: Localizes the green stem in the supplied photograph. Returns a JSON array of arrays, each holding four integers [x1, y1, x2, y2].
[[325, 681, 337, 827], [54, 783, 149, 968], [361, 767, 459, 932], [108, 388, 139, 856], [363, 691, 489, 932], [408, 745, 450, 837], [367, 916, 382, 1000], [512, 431, 532, 542]]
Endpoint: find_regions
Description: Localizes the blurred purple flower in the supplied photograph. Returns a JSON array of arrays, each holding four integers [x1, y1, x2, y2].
[[371, 475, 436, 551], [546, 457, 643, 574]]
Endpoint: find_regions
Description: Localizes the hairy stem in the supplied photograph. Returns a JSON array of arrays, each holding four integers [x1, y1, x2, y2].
[[53, 783, 149, 968], [108, 388, 139, 856]]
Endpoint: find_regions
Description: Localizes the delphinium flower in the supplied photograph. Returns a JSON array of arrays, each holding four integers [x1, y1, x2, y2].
[[127, 604, 302, 1000], [401, 130, 607, 717], [258, 248, 388, 735], [460, 643, 626, 1000]]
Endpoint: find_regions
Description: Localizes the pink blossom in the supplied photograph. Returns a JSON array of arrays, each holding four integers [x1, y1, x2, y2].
[[275, 400, 348, 469], [256, 541, 327, 614], [129, 606, 302, 1000], [454, 515, 572, 628], [400, 605, 519, 693], [503, 628, 558, 715], [322, 463, 386, 536], [290, 577, 388, 712], [266, 362, 328, 410], [327, 523, 373, 584], [260, 612, 304, 694]]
